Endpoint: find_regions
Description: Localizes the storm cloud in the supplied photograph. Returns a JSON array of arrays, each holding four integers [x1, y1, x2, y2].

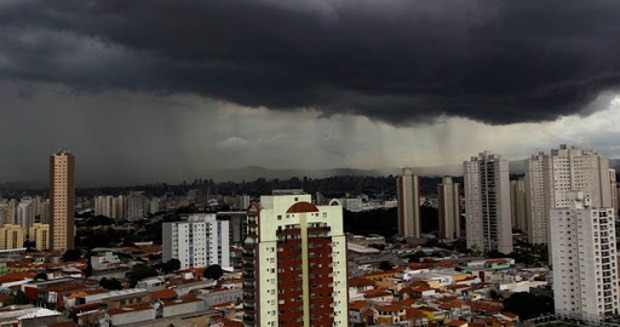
[[1, 0, 620, 124]]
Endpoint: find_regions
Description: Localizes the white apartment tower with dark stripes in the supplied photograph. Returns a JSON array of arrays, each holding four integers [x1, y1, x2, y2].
[[525, 145, 612, 244], [550, 192, 619, 320], [397, 168, 421, 238], [463, 151, 512, 254]]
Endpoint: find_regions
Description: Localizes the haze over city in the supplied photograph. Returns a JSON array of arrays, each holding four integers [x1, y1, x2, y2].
[[2, 0, 620, 185]]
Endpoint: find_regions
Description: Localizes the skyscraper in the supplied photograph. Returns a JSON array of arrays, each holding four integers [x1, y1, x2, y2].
[[510, 178, 528, 233], [463, 151, 512, 254], [49, 151, 75, 251], [438, 177, 461, 239], [162, 214, 230, 270], [242, 192, 348, 327], [550, 192, 619, 320], [397, 168, 421, 238], [29, 223, 50, 251], [525, 145, 611, 244], [0, 224, 25, 250], [609, 169, 618, 217]]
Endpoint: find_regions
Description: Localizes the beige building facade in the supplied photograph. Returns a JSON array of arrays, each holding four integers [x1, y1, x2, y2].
[[50, 151, 75, 251]]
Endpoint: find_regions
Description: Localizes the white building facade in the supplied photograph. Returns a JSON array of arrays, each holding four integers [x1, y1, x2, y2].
[[162, 214, 230, 270], [525, 145, 612, 244], [550, 192, 619, 319], [438, 176, 461, 240], [464, 151, 512, 254], [397, 168, 421, 238], [242, 193, 348, 327]]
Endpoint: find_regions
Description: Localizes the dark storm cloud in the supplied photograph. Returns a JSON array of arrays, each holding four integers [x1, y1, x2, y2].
[[1, 0, 620, 124]]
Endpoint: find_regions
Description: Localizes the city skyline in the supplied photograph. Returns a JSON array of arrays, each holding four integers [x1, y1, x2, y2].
[[2, 1, 620, 184]]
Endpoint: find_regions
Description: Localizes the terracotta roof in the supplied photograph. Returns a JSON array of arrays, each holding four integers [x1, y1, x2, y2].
[[0, 271, 36, 284], [162, 294, 202, 307], [150, 289, 177, 300], [375, 304, 405, 312], [405, 308, 427, 319], [447, 320, 468, 327], [408, 263, 433, 270], [467, 300, 504, 313], [108, 304, 153, 315], [363, 289, 392, 298], [348, 277, 376, 288], [286, 202, 319, 213], [412, 286, 434, 293], [348, 300, 369, 311], [401, 298, 417, 306]]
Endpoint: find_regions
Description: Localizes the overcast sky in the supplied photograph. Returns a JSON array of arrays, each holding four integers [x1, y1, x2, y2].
[[1, 0, 620, 184]]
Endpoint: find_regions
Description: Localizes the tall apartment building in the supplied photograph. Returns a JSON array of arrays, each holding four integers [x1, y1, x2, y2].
[[550, 192, 619, 320], [0, 224, 25, 250], [463, 151, 512, 254], [162, 214, 230, 270], [29, 223, 50, 251], [397, 168, 421, 238], [438, 177, 461, 239], [126, 193, 148, 220], [50, 151, 75, 251], [17, 198, 35, 236], [510, 178, 528, 232], [94, 195, 126, 219], [525, 145, 611, 244], [242, 193, 348, 327], [610, 169, 618, 216]]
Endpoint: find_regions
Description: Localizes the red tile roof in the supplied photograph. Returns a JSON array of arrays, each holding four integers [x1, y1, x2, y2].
[[375, 304, 405, 312], [286, 202, 319, 213], [348, 300, 369, 311], [150, 289, 178, 300], [108, 304, 153, 315]]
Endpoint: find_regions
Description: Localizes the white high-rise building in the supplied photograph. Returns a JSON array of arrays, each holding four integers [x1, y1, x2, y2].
[[464, 151, 512, 254], [550, 192, 619, 320], [610, 169, 618, 217], [510, 178, 528, 233], [49, 151, 75, 251], [525, 145, 611, 244], [162, 214, 230, 270], [17, 198, 35, 236], [438, 177, 461, 239], [397, 168, 421, 238], [242, 192, 348, 327]]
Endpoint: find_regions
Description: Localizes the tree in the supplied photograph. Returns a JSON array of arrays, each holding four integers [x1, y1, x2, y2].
[[503, 292, 554, 320], [405, 250, 426, 263], [34, 272, 48, 281], [162, 259, 181, 274], [128, 264, 158, 287], [203, 264, 223, 280], [378, 261, 393, 271], [3, 290, 29, 306], [62, 249, 82, 262], [99, 278, 123, 290]]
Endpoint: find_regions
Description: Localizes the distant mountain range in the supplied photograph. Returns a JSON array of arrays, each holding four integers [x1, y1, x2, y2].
[[2, 159, 620, 190]]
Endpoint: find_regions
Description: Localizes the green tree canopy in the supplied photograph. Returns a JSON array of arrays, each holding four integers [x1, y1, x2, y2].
[[162, 259, 181, 274], [503, 292, 554, 320], [62, 249, 82, 262], [3, 290, 29, 306], [99, 278, 123, 290], [203, 264, 223, 280], [128, 264, 158, 287]]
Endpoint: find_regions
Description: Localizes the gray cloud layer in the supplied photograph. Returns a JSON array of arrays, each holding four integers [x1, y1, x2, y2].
[[1, 0, 620, 124]]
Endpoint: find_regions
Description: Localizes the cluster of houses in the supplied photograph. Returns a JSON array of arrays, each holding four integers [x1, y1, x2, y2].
[[347, 256, 549, 327]]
